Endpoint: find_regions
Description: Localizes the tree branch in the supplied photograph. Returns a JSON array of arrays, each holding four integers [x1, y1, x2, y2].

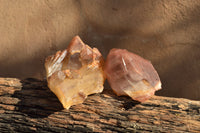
[[0, 78, 199, 132]]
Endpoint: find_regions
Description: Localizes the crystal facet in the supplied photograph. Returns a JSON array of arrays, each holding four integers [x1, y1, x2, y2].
[[45, 36, 105, 109], [104, 49, 161, 102]]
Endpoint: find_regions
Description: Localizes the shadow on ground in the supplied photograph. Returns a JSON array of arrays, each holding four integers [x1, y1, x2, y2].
[[102, 81, 140, 110], [12, 78, 63, 118]]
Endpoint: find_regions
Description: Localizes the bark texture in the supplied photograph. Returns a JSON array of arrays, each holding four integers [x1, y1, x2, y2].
[[0, 78, 200, 132]]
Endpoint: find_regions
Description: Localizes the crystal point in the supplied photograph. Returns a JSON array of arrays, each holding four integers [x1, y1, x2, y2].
[[104, 49, 161, 102], [45, 36, 105, 109]]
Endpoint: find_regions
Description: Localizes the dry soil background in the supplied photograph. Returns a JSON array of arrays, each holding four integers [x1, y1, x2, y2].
[[0, 0, 199, 100]]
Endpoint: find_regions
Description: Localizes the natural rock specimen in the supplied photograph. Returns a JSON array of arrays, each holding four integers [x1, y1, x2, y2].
[[104, 49, 161, 102], [45, 36, 105, 109]]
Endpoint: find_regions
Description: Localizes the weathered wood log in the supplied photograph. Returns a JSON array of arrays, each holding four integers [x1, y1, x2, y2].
[[0, 78, 200, 132]]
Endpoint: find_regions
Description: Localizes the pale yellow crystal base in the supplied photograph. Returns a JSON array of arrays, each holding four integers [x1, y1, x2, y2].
[[47, 66, 104, 109]]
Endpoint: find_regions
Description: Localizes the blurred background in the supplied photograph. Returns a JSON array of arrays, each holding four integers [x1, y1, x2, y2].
[[0, 0, 199, 100]]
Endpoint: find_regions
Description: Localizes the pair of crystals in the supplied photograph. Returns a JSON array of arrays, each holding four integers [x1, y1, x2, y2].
[[45, 36, 162, 109]]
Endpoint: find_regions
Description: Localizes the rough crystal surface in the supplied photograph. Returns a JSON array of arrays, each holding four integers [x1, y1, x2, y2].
[[45, 36, 105, 109], [104, 48, 161, 102]]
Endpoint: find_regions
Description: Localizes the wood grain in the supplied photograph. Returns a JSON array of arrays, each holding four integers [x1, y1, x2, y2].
[[0, 78, 200, 132]]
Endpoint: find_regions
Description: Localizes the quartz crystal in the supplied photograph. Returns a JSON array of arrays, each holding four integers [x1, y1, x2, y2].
[[104, 49, 161, 102], [45, 36, 105, 109]]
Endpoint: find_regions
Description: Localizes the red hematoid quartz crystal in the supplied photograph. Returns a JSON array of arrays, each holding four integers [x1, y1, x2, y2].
[[45, 36, 105, 109], [104, 49, 161, 102]]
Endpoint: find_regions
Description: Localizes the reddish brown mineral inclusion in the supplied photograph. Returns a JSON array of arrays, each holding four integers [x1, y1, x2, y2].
[[104, 49, 161, 102], [45, 36, 105, 109]]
